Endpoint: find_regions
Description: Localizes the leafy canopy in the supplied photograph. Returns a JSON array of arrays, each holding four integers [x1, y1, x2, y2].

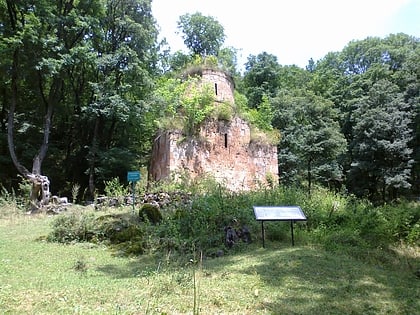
[[177, 12, 225, 57]]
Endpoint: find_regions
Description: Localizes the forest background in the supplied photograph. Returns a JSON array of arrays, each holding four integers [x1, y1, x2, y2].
[[0, 0, 419, 205]]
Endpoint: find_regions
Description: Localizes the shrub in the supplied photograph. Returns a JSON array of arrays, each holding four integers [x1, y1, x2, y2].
[[213, 102, 233, 121], [47, 185, 418, 261], [407, 222, 420, 245], [104, 177, 128, 204], [48, 210, 96, 243], [324, 228, 367, 251], [378, 201, 420, 243]]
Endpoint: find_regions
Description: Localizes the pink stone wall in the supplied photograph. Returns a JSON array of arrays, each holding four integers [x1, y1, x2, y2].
[[149, 69, 279, 191], [150, 117, 278, 191]]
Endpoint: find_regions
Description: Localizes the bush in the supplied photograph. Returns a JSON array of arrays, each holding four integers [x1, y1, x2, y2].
[[213, 102, 233, 121], [46, 185, 418, 261], [407, 222, 420, 245], [324, 228, 367, 251], [104, 177, 128, 205], [48, 210, 96, 243], [378, 201, 420, 243]]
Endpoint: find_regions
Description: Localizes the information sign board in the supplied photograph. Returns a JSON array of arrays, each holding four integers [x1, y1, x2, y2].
[[127, 171, 141, 182], [253, 206, 306, 221], [253, 206, 307, 247]]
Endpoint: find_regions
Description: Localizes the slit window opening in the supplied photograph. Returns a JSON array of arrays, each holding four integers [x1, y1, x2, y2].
[[214, 83, 218, 95], [224, 133, 228, 148]]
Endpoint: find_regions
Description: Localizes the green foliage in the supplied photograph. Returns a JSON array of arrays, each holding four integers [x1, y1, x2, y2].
[[348, 79, 415, 201], [177, 12, 226, 56], [153, 76, 215, 135], [245, 95, 274, 131], [1, 1, 419, 206], [47, 210, 97, 243], [0, 177, 33, 215], [217, 46, 240, 76], [243, 52, 281, 108], [0, 186, 21, 218], [104, 177, 128, 199], [48, 209, 144, 255], [38, 183, 420, 268], [182, 80, 215, 135], [17, 176, 32, 201], [0, 0, 159, 199], [212, 101, 234, 121], [273, 91, 346, 191]]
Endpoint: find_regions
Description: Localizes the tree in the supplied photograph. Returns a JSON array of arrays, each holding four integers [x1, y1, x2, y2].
[[81, 0, 159, 199], [2, 0, 92, 210], [177, 12, 225, 57], [348, 79, 414, 202], [217, 46, 240, 77], [272, 91, 346, 193], [309, 34, 419, 200], [1, 0, 159, 207], [243, 52, 281, 108]]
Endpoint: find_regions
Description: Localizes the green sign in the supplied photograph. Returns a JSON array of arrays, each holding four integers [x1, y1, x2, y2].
[[127, 171, 141, 182]]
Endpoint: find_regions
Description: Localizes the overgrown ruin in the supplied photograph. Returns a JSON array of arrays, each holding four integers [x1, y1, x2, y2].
[[149, 68, 278, 191]]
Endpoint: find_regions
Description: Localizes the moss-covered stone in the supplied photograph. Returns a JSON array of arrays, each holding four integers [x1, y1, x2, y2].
[[139, 204, 163, 224]]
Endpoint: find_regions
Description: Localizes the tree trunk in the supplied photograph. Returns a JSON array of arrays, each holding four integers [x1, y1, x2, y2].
[[88, 117, 100, 201], [5, 1, 66, 212], [6, 26, 58, 212]]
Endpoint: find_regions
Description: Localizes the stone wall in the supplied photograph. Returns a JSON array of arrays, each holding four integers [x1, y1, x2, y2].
[[200, 69, 234, 104], [150, 117, 278, 191], [149, 68, 278, 191]]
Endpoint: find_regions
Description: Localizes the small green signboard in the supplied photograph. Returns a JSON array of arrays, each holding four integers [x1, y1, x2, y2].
[[127, 171, 141, 182]]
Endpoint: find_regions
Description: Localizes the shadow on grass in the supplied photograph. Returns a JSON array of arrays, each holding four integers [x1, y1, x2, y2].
[[95, 253, 167, 279], [218, 243, 419, 314], [93, 235, 419, 314]]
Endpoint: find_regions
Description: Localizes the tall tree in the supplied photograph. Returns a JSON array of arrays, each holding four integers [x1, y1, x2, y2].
[[1, 0, 159, 206], [272, 91, 346, 193], [177, 12, 225, 57], [311, 34, 419, 200], [81, 0, 158, 198], [243, 52, 281, 108], [348, 79, 414, 202], [2, 0, 88, 210]]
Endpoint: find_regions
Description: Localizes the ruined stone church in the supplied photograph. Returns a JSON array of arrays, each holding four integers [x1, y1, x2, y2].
[[149, 68, 278, 191]]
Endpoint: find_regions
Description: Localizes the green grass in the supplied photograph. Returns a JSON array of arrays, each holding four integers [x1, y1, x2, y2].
[[0, 212, 419, 314]]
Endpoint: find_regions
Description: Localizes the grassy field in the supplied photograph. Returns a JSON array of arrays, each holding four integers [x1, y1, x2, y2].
[[0, 210, 419, 315]]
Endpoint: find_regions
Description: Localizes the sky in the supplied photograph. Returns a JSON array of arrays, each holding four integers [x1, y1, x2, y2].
[[152, 0, 420, 69]]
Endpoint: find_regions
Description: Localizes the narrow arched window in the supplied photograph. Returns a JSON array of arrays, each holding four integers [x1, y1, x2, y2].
[[224, 133, 228, 148]]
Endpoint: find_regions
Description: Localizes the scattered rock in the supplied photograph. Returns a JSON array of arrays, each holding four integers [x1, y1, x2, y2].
[[224, 220, 252, 248]]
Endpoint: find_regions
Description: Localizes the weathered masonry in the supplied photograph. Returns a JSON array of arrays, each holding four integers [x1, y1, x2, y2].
[[149, 68, 278, 191]]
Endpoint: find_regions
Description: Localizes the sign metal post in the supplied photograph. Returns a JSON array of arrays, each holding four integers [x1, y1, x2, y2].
[[127, 171, 141, 212]]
